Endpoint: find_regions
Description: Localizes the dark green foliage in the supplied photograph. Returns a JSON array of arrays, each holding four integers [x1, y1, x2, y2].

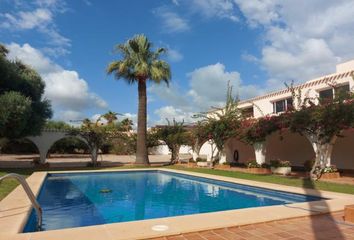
[[1, 139, 38, 154], [0, 44, 52, 138], [44, 120, 72, 130], [156, 120, 191, 163], [49, 137, 89, 154], [0, 91, 32, 138]]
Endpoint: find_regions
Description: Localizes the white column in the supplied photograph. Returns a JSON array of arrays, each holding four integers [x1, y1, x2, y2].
[[192, 151, 199, 161], [253, 141, 266, 165], [219, 153, 226, 164]]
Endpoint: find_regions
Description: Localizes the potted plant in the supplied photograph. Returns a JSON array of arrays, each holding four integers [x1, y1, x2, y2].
[[270, 159, 291, 175], [196, 157, 211, 167], [320, 165, 340, 179], [246, 160, 271, 174]]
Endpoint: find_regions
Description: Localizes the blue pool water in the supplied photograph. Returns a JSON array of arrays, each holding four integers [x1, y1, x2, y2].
[[24, 170, 322, 232]]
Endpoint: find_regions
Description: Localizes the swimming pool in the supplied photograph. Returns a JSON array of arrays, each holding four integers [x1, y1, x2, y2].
[[24, 170, 322, 232]]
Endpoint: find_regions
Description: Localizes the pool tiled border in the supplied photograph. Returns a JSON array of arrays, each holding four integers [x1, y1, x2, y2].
[[1, 168, 354, 240]]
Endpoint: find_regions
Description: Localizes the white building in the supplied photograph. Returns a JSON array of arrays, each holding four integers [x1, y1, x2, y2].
[[152, 60, 354, 170], [224, 60, 354, 170]]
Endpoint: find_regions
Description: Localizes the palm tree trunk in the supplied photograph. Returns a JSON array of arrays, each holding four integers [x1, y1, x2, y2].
[[136, 79, 149, 165]]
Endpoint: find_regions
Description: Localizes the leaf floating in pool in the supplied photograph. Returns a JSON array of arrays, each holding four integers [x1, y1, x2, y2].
[[99, 188, 112, 194]]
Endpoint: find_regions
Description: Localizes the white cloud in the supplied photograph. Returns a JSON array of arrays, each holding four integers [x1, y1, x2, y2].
[[149, 83, 192, 112], [153, 7, 190, 33], [241, 53, 259, 64], [187, 63, 260, 109], [234, 0, 279, 27], [60, 110, 86, 123], [167, 48, 183, 62], [0, 0, 70, 56], [234, 0, 354, 89], [150, 63, 262, 124], [6, 43, 107, 120], [154, 106, 195, 125], [1, 8, 52, 29], [189, 0, 238, 22]]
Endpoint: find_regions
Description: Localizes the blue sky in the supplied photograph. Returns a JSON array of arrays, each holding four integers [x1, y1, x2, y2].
[[1, 0, 354, 126]]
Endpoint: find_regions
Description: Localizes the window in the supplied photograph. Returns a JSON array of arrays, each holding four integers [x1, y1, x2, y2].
[[319, 88, 333, 102], [241, 107, 253, 118], [335, 84, 350, 99], [319, 84, 350, 104], [273, 98, 293, 113]]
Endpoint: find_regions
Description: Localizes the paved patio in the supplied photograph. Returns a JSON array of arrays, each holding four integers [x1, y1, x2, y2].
[[148, 212, 354, 240], [0, 154, 171, 168]]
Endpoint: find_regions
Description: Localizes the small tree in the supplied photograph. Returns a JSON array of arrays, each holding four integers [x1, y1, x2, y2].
[[156, 120, 190, 164], [196, 83, 242, 162], [286, 82, 354, 179], [189, 122, 210, 160], [69, 119, 111, 167]]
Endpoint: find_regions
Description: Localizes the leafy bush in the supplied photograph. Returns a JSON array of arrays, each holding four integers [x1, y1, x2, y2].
[[322, 165, 338, 173], [247, 159, 269, 168], [247, 160, 262, 168], [270, 159, 291, 168]]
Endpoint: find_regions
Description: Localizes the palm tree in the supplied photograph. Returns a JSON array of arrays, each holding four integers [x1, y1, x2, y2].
[[102, 111, 118, 124], [107, 34, 171, 165], [120, 118, 133, 132]]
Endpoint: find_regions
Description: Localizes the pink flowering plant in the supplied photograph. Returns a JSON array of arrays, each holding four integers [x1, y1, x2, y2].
[[240, 114, 288, 145]]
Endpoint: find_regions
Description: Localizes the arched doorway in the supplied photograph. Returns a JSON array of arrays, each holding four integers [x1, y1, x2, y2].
[[265, 130, 315, 167], [224, 137, 255, 164]]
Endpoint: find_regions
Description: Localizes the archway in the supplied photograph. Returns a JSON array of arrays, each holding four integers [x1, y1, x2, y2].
[[224, 137, 255, 164], [0, 139, 40, 167], [45, 136, 91, 165], [332, 129, 354, 170], [26, 130, 89, 164], [265, 129, 315, 167]]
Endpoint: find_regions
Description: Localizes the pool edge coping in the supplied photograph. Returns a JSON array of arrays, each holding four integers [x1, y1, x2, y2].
[[0, 168, 353, 240]]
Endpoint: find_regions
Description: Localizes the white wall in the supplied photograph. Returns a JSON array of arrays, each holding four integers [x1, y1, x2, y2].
[[149, 140, 170, 155], [265, 130, 315, 167], [332, 130, 354, 169], [199, 140, 218, 161], [224, 138, 255, 163]]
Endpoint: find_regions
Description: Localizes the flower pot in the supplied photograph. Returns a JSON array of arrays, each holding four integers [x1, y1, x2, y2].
[[247, 168, 271, 174], [320, 172, 340, 179], [271, 167, 291, 175], [197, 161, 211, 167]]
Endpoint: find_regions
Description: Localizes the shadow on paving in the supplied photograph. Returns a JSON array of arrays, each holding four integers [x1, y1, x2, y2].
[[303, 177, 345, 240]]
